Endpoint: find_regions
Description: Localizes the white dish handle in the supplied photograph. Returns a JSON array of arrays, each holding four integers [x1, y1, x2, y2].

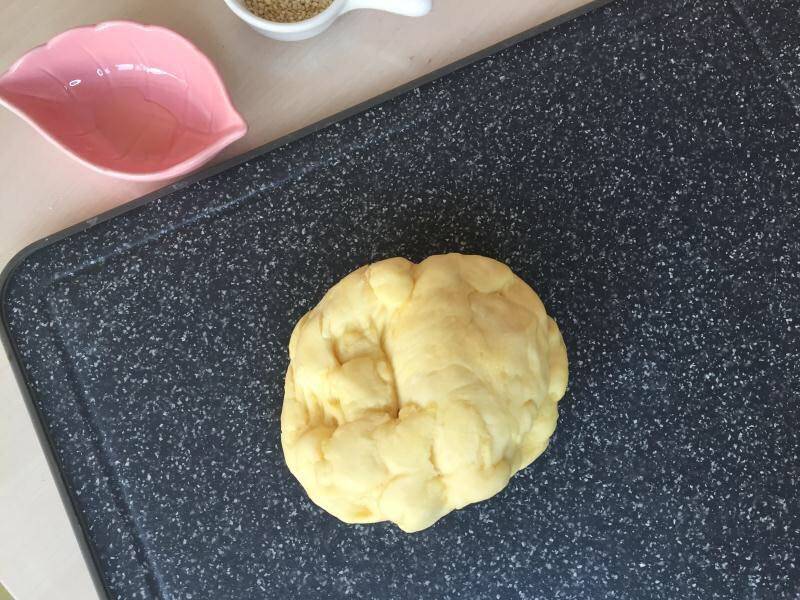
[[341, 0, 432, 17]]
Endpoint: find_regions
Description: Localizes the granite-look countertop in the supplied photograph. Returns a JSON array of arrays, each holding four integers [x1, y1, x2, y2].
[[3, 0, 799, 598]]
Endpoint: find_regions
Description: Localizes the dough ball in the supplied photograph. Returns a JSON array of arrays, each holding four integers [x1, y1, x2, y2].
[[281, 254, 568, 532]]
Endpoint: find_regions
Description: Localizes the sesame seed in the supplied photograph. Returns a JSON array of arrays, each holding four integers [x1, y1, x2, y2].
[[244, 0, 334, 23]]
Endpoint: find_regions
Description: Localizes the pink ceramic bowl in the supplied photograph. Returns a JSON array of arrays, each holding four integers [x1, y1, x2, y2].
[[0, 21, 247, 181]]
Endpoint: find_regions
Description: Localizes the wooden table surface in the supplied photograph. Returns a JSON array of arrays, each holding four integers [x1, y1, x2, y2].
[[0, 1, 591, 597]]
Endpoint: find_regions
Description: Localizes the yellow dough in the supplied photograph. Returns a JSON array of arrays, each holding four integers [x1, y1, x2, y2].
[[281, 254, 568, 532]]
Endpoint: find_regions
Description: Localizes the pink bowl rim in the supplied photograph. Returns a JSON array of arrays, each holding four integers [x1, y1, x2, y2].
[[0, 20, 248, 181]]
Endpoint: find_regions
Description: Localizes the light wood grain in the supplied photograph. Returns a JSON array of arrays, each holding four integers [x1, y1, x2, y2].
[[0, 1, 592, 598]]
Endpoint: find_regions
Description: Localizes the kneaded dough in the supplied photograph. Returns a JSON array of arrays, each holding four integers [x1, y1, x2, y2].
[[281, 253, 568, 532]]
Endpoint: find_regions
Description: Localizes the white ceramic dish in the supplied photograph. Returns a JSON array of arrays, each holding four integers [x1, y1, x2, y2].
[[223, 0, 432, 41]]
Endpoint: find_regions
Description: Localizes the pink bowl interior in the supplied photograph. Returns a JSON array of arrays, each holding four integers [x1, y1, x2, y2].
[[0, 22, 246, 178]]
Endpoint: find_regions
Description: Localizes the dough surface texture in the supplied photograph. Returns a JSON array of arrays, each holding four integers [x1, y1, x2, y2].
[[281, 254, 568, 532]]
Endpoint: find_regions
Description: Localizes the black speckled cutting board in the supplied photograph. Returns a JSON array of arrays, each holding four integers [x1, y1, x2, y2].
[[3, 1, 799, 599]]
